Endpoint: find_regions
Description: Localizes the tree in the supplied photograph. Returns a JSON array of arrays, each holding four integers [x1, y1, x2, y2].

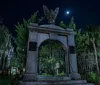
[[59, 21, 67, 28], [0, 23, 13, 75], [60, 16, 100, 78], [59, 17, 89, 76], [86, 26, 100, 75], [68, 17, 85, 54], [15, 11, 44, 73], [68, 16, 76, 31], [68, 17, 94, 75]]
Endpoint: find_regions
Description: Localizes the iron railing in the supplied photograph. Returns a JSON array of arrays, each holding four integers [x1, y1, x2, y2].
[[77, 57, 100, 79]]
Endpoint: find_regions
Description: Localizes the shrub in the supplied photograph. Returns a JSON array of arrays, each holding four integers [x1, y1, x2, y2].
[[87, 72, 100, 84]]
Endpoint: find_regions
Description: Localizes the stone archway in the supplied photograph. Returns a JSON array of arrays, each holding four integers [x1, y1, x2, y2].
[[23, 23, 80, 81]]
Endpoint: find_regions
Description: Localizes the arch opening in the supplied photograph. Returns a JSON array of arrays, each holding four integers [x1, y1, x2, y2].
[[38, 39, 66, 77]]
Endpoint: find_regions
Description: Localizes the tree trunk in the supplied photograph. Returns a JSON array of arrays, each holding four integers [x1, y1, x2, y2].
[[91, 38, 99, 75]]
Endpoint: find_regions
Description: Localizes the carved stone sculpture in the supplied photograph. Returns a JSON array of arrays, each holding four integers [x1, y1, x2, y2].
[[43, 5, 59, 24]]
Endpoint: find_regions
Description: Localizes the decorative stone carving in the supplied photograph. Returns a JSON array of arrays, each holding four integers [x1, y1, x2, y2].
[[43, 5, 59, 24]]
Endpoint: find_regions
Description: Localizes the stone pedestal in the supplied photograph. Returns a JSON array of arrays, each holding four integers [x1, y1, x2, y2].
[[19, 80, 94, 85], [23, 73, 37, 81]]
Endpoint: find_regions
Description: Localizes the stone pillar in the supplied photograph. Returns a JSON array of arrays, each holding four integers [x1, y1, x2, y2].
[[23, 31, 38, 81], [68, 34, 81, 79]]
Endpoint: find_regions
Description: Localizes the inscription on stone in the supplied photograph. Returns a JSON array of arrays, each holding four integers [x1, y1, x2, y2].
[[69, 46, 76, 54], [29, 42, 37, 51]]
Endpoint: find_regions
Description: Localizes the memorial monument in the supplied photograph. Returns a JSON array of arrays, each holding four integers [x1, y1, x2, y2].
[[20, 6, 94, 85]]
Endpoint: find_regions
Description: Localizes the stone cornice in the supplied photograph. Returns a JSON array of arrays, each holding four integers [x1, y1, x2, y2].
[[28, 23, 76, 35]]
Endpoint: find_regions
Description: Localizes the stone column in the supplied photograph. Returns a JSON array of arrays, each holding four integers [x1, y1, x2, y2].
[[68, 34, 81, 79], [23, 31, 38, 81]]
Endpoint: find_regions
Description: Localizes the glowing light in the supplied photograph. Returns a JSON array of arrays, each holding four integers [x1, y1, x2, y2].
[[66, 11, 70, 15]]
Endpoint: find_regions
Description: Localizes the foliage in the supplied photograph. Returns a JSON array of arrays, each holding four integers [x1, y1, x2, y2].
[[85, 26, 100, 74], [76, 26, 100, 82], [59, 17, 76, 29], [68, 16, 76, 31], [0, 75, 20, 85], [11, 53, 20, 68], [0, 22, 13, 75], [63, 17, 100, 82], [15, 11, 44, 72], [87, 72, 100, 83], [59, 21, 67, 28], [38, 40, 66, 76], [0, 75, 12, 85], [68, 17, 87, 55]]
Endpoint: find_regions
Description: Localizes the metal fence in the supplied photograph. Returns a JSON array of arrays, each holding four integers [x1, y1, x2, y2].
[[77, 56, 100, 79]]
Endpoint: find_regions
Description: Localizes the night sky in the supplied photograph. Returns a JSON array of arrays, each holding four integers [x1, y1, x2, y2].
[[0, 0, 100, 35]]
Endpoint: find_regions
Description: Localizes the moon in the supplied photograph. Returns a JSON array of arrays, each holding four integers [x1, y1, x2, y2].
[[66, 11, 70, 15]]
